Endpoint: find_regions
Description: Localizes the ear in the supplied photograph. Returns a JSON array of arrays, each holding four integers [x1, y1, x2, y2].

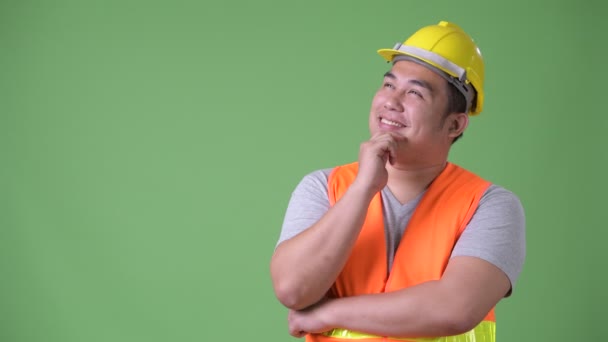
[[447, 113, 469, 139]]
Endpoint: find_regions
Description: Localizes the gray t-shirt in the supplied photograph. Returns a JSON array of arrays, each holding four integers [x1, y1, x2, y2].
[[277, 168, 526, 293]]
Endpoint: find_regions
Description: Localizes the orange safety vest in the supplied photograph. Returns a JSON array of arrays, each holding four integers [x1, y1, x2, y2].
[[307, 162, 495, 342]]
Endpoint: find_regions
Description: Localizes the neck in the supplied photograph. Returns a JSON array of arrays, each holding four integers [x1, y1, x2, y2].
[[385, 161, 448, 204]]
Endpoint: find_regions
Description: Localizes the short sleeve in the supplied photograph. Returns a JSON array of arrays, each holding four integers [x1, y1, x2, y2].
[[451, 185, 526, 295], [276, 169, 332, 247]]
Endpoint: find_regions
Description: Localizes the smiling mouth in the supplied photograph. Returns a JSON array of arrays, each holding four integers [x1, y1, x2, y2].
[[380, 118, 406, 128]]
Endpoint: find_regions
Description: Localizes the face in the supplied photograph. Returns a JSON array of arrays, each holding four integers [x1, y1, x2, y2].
[[369, 60, 465, 165]]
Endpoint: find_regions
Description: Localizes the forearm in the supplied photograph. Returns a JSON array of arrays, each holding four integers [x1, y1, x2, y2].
[[311, 257, 508, 338], [321, 282, 475, 338], [271, 183, 375, 310]]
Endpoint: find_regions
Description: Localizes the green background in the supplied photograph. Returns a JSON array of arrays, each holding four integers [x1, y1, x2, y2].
[[1, 0, 605, 341]]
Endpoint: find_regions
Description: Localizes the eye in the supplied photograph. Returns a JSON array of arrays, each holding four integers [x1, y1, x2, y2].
[[383, 82, 395, 89], [407, 89, 423, 98]]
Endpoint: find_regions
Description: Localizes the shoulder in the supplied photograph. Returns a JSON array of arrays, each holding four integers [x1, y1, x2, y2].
[[479, 184, 525, 215], [295, 162, 359, 193], [288, 168, 336, 204], [451, 164, 523, 211], [294, 168, 333, 194], [473, 184, 526, 232]]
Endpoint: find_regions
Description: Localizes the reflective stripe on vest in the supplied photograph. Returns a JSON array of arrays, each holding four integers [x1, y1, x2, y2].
[[321, 321, 495, 341]]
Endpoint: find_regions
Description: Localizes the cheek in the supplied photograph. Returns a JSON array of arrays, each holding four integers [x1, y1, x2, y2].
[[370, 90, 387, 108], [411, 114, 442, 133], [368, 113, 377, 133], [369, 95, 383, 120]]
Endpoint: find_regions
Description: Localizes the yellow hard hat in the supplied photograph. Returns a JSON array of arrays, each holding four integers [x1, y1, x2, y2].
[[377, 21, 485, 115]]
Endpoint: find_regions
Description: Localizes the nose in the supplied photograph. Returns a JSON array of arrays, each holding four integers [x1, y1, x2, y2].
[[384, 92, 404, 112]]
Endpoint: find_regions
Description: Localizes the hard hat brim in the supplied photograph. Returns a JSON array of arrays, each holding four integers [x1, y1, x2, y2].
[[378, 48, 458, 79]]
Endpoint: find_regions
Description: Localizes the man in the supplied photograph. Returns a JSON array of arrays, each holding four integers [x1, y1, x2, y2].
[[270, 21, 526, 341]]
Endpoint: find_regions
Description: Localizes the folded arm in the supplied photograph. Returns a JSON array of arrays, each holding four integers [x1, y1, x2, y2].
[[288, 256, 510, 338]]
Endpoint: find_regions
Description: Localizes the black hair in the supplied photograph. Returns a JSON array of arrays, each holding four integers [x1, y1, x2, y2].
[[444, 82, 468, 144]]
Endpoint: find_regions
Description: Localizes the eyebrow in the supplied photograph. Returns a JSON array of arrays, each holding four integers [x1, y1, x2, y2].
[[383, 71, 435, 93]]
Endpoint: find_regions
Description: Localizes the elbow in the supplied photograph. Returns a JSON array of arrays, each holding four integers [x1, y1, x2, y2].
[[270, 251, 324, 310], [442, 316, 479, 336], [270, 261, 303, 309], [270, 262, 313, 310], [272, 279, 310, 310], [437, 308, 481, 336]]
